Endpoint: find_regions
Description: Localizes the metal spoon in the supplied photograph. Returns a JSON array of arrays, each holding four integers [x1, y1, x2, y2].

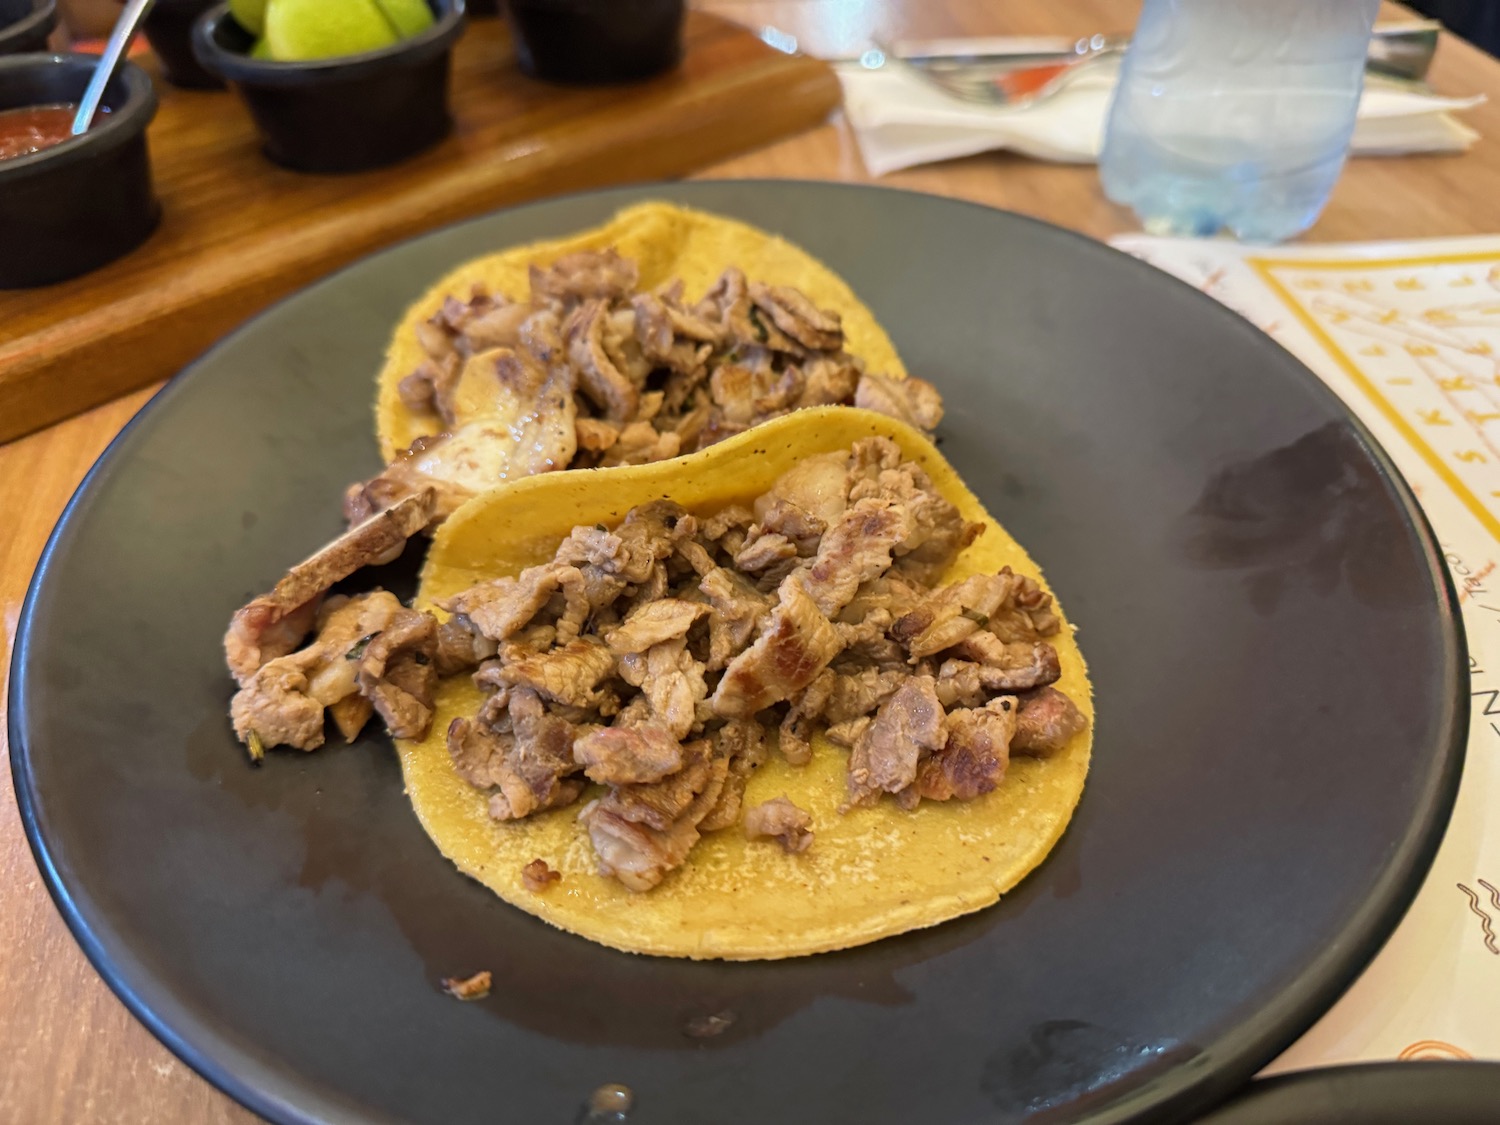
[[71, 0, 158, 136]]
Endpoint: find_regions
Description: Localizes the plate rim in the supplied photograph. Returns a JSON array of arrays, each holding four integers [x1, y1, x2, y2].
[[7, 179, 1472, 1125]]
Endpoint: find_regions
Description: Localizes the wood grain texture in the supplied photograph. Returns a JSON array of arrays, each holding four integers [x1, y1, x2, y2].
[[0, 11, 840, 445], [3, 1, 1499, 1122]]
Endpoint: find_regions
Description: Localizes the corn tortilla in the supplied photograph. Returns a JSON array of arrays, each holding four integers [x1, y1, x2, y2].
[[375, 202, 909, 462], [397, 408, 1093, 960]]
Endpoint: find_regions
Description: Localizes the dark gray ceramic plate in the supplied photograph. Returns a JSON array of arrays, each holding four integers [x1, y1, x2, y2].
[[10, 182, 1468, 1125], [1200, 1062, 1500, 1124]]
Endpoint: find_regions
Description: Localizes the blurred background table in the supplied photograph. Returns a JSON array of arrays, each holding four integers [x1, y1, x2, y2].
[[3, 1, 1500, 1121]]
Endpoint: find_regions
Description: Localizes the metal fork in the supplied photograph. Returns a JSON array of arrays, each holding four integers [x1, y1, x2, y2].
[[860, 20, 1442, 110]]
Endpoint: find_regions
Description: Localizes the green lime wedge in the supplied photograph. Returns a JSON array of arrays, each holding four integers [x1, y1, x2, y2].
[[262, 0, 401, 61], [229, 0, 269, 37], [371, 0, 435, 38]]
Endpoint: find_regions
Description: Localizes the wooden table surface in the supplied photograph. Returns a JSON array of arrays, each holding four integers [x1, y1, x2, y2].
[[3, 1, 1497, 1121]]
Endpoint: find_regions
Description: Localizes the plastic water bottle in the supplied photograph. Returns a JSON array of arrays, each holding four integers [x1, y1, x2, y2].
[[1100, 0, 1380, 243]]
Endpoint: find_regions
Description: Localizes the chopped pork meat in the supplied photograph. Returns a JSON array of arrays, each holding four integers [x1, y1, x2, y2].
[[229, 589, 436, 753], [234, 437, 1086, 893], [580, 748, 729, 890], [574, 723, 684, 784], [944, 635, 1062, 691], [1012, 686, 1088, 757], [605, 598, 708, 654], [522, 859, 562, 892], [698, 719, 767, 832], [907, 697, 1015, 804], [362, 253, 942, 538], [711, 573, 843, 718], [854, 371, 945, 431], [743, 796, 814, 853], [846, 675, 945, 807], [225, 490, 434, 686]]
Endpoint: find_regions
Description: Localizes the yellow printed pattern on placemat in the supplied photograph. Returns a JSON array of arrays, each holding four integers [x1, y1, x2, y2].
[[1250, 252, 1500, 545]]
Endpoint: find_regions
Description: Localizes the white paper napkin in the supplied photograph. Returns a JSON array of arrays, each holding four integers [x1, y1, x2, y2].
[[838, 57, 1483, 176]]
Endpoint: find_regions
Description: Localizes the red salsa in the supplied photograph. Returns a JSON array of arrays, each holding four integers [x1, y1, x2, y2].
[[0, 104, 80, 161]]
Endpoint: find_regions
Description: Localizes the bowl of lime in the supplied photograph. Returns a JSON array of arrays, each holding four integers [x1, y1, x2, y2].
[[192, 0, 465, 174]]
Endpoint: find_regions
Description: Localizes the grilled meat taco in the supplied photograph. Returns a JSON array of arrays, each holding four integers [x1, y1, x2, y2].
[[351, 202, 943, 529], [386, 408, 1093, 959]]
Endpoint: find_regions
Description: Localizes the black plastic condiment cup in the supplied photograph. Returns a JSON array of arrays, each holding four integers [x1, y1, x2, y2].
[[0, 54, 160, 289], [507, 0, 684, 85], [0, 0, 57, 56], [143, 0, 223, 89], [191, 0, 465, 175]]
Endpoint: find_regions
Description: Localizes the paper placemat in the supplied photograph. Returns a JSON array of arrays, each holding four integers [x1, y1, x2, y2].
[[1111, 232, 1500, 1071]]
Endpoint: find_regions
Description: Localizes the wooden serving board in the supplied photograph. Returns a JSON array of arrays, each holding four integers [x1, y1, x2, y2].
[[0, 12, 840, 444]]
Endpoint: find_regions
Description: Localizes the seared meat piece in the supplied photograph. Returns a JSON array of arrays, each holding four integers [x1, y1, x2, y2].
[[574, 723, 684, 785], [441, 970, 493, 1001], [633, 288, 718, 373], [444, 563, 588, 644], [397, 353, 461, 422], [846, 458, 982, 585], [493, 637, 616, 709], [748, 282, 843, 352], [734, 529, 798, 573], [599, 420, 682, 467], [824, 716, 871, 748], [453, 688, 585, 821], [711, 574, 844, 718], [848, 434, 903, 481], [795, 355, 862, 408], [700, 504, 756, 546], [555, 502, 680, 584], [403, 287, 529, 422], [825, 666, 907, 724], [908, 697, 1015, 804], [695, 267, 760, 349], [1012, 686, 1088, 757], [699, 566, 775, 671], [699, 718, 769, 831], [846, 675, 944, 807], [230, 591, 428, 752], [744, 795, 814, 853], [619, 638, 708, 739], [354, 606, 439, 739], [801, 498, 912, 617], [706, 363, 804, 427], [231, 652, 326, 752], [605, 598, 707, 654], [945, 634, 1062, 692], [854, 372, 944, 431], [755, 450, 851, 526], [435, 615, 498, 676], [580, 748, 729, 891], [447, 707, 514, 788], [225, 490, 434, 685], [522, 859, 562, 892], [348, 345, 579, 525], [891, 573, 1021, 660], [757, 499, 826, 554], [596, 738, 716, 831], [567, 300, 638, 422], [834, 611, 905, 669], [576, 416, 620, 453], [778, 710, 815, 767], [988, 572, 1063, 642], [530, 249, 639, 304], [838, 575, 924, 627]]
